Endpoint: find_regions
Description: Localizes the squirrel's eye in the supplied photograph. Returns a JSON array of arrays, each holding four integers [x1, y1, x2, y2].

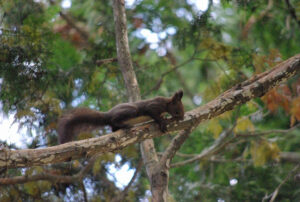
[[175, 112, 179, 115]]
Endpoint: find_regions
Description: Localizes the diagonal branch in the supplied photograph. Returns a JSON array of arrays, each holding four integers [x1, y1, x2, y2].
[[143, 51, 197, 96], [0, 53, 300, 169], [159, 128, 192, 169], [49, 0, 89, 41], [170, 126, 235, 168], [285, 0, 300, 29], [263, 163, 300, 202], [241, 0, 273, 39], [172, 123, 300, 168]]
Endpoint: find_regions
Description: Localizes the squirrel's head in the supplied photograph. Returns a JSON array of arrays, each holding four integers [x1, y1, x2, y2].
[[167, 89, 184, 120]]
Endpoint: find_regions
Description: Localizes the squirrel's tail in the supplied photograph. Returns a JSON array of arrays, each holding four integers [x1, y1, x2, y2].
[[57, 108, 109, 144]]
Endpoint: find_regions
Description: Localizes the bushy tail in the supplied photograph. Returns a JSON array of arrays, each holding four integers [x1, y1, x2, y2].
[[57, 108, 109, 144]]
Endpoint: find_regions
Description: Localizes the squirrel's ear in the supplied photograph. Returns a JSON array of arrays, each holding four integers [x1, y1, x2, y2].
[[172, 89, 183, 102]]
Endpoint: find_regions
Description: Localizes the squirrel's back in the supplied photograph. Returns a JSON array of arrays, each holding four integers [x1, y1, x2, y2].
[[57, 90, 184, 144]]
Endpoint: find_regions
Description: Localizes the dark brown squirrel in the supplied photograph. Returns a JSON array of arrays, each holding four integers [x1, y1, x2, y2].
[[57, 90, 184, 144]]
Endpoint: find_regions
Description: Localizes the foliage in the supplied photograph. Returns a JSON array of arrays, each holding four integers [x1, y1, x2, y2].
[[1, 0, 300, 201]]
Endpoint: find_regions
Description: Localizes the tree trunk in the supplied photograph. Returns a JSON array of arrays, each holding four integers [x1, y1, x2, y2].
[[112, 0, 169, 200]]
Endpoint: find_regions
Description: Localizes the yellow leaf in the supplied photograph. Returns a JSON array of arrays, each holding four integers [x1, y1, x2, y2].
[[24, 182, 39, 196], [250, 140, 267, 166], [121, 145, 138, 159], [207, 119, 223, 139], [234, 117, 255, 133], [246, 101, 258, 112], [92, 156, 102, 176], [268, 142, 280, 161], [72, 160, 81, 168], [102, 153, 115, 162], [39, 181, 52, 191], [250, 140, 280, 166], [219, 111, 232, 120]]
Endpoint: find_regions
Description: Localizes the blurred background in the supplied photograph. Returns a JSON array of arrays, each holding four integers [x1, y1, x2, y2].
[[1, 0, 300, 201]]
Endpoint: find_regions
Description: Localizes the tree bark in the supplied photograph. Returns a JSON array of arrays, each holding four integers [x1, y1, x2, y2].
[[112, 0, 140, 102], [0, 54, 299, 171], [112, 1, 167, 201]]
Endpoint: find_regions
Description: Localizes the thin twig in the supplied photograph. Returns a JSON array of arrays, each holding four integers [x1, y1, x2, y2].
[[236, 123, 300, 138], [242, 0, 273, 39], [81, 181, 88, 202], [170, 124, 236, 168], [171, 123, 300, 168], [262, 163, 300, 202], [49, 0, 89, 41], [285, 0, 300, 28], [143, 54, 196, 96], [95, 58, 118, 66], [112, 160, 143, 202]]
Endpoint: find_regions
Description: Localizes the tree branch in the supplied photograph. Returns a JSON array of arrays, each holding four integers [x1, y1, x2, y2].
[[172, 123, 300, 168], [241, 0, 273, 39], [111, 1, 164, 201], [112, 0, 140, 102], [236, 122, 300, 138], [112, 160, 143, 202], [143, 51, 197, 96], [159, 128, 192, 169], [0, 153, 101, 185], [263, 163, 300, 202], [280, 152, 300, 163], [95, 57, 118, 66], [171, 125, 235, 168], [285, 0, 300, 28], [49, 0, 89, 41], [1, 53, 300, 169]]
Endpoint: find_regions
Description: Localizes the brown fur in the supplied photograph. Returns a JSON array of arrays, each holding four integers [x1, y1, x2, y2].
[[57, 90, 184, 144]]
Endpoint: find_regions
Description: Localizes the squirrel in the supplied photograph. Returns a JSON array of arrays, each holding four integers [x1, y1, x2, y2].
[[57, 90, 184, 144]]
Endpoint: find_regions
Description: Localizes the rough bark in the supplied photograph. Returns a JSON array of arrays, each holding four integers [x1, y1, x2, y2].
[[0, 54, 299, 170], [112, 0, 140, 102], [112, 1, 165, 201]]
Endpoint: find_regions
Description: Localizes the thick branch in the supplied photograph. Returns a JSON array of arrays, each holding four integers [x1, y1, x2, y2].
[[1, 53, 300, 169]]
